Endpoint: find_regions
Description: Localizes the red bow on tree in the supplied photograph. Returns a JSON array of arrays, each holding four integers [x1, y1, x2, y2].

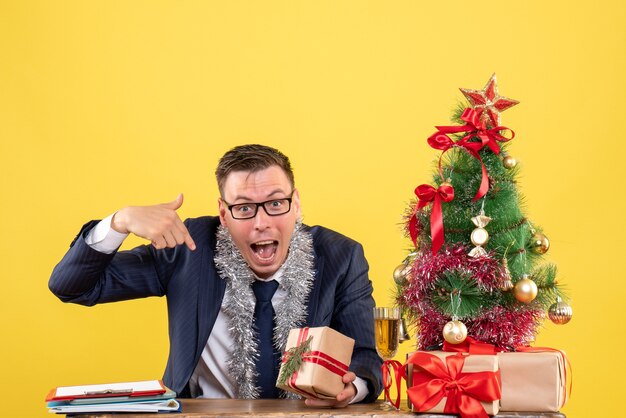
[[414, 183, 454, 254], [427, 108, 515, 201]]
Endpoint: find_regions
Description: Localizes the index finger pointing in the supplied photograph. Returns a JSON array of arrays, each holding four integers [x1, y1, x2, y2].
[[180, 224, 196, 251], [185, 232, 196, 251], [174, 217, 196, 251]]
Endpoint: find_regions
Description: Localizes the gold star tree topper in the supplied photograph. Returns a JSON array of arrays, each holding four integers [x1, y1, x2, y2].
[[460, 74, 519, 128]]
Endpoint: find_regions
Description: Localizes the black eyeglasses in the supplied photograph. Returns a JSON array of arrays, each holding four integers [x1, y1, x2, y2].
[[223, 192, 295, 220]]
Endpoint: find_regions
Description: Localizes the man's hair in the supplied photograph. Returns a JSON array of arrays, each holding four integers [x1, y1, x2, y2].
[[215, 144, 295, 196]]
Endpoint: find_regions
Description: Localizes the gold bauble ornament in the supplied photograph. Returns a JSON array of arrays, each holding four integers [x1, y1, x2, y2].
[[530, 232, 550, 254], [548, 297, 573, 325], [502, 155, 517, 169], [393, 263, 410, 285], [442, 320, 468, 344], [514, 275, 538, 303]]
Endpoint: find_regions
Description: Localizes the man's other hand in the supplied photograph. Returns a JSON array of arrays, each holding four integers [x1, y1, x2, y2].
[[304, 372, 357, 409], [111, 193, 196, 251]]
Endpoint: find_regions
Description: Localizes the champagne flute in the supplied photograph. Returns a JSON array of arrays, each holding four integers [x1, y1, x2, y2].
[[374, 307, 400, 359], [374, 307, 400, 409]]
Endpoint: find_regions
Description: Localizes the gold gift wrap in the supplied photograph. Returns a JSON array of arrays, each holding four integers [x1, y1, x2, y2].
[[276, 327, 354, 399], [406, 351, 500, 416], [498, 351, 569, 412]]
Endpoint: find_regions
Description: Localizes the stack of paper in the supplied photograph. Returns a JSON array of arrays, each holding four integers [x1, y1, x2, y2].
[[46, 380, 180, 414]]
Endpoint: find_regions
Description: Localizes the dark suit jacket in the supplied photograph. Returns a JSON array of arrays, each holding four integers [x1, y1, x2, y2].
[[49, 216, 383, 402]]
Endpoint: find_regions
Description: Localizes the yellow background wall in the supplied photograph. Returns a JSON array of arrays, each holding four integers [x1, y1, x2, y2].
[[1, 1, 624, 417]]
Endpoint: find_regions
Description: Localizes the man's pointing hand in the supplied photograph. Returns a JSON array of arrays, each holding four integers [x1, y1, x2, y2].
[[111, 193, 196, 251]]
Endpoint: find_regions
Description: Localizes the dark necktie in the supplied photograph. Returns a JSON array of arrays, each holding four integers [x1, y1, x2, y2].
[[252, 279, 280, 398]]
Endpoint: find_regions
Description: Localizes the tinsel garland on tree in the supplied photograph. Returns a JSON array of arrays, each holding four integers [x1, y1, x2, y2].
[[395, 75, 572, 351]]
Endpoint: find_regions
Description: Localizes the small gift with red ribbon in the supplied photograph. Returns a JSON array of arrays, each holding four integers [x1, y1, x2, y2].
[[406, 351, 501, 418], [276, 327, 354, 399], [498, 349, 570, 412]]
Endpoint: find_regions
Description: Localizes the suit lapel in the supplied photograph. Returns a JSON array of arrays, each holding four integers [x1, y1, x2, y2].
[[306, 251, 324, 324], [196, 242, 226, 360]]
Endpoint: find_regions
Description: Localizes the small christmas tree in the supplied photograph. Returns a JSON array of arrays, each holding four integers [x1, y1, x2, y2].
[[395, 74, 573, 351]]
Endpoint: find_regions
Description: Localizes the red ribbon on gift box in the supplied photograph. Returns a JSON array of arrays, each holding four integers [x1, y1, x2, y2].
[[443, 336, 503, 355], [407, 352, 501, 418], [283, 328, 349, 399]]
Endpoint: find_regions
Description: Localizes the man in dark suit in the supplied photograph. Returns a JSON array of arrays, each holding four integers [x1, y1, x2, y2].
[[49, 144, 382, 407]]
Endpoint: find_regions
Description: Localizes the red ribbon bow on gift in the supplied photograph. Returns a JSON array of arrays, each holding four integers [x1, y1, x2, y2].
[[407, 352, 501, 418], [414, 183, 454, 254], [427, 108, 515, 202]]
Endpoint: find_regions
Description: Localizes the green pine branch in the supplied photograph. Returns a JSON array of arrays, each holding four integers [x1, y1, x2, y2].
[[431, 269, 497, 318], [530, 263, 561, 308], [277, 335, 313, 386]]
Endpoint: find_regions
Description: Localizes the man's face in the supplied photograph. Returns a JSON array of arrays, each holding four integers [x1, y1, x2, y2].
[[218, 165, 301, 278]]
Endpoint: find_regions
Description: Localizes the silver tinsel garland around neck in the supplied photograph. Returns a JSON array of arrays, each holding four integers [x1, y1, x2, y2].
[[213, 221, 315, 399]]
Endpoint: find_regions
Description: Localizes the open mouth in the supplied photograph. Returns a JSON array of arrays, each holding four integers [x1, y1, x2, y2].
[[250, 240, 278, 262]]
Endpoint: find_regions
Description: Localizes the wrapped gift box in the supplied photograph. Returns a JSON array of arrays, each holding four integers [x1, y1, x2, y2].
[[498, 350, 568, 412], [406, 351, 500, 417], [276, 327, 354, 399]]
